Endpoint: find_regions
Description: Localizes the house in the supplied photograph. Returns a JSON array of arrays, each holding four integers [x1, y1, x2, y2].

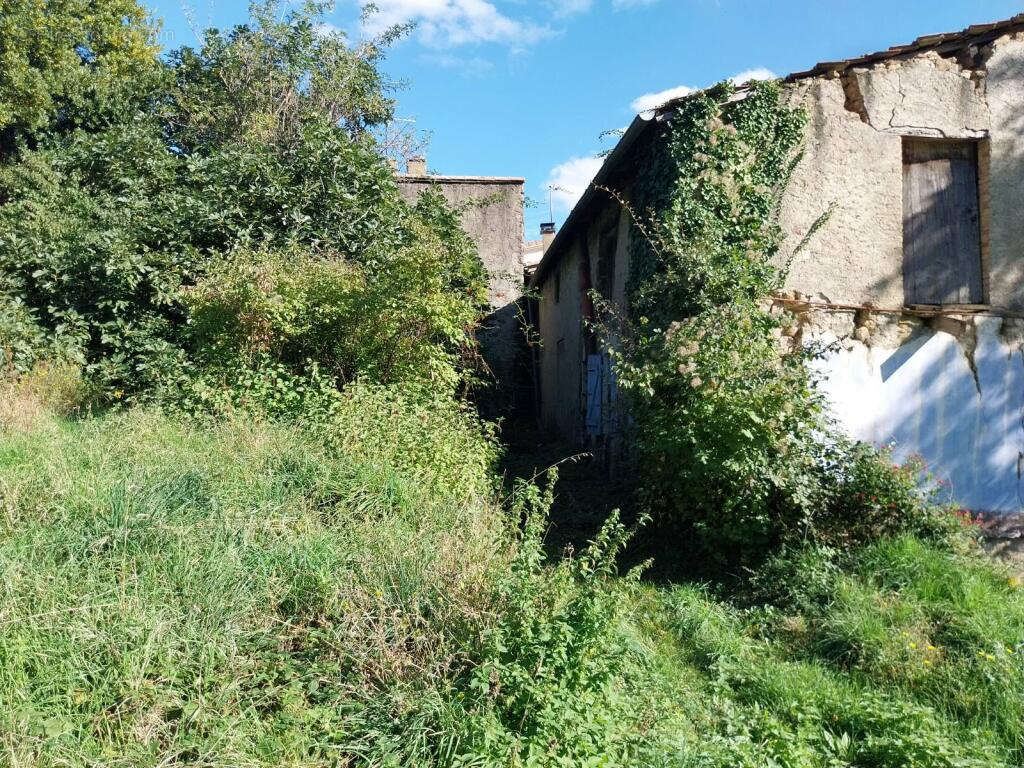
[[530, 15, 1024, 516], [396, 158, 526, 413]]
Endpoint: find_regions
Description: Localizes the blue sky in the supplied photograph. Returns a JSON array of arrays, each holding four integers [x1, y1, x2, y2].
[[145, 0, 1023, 239]]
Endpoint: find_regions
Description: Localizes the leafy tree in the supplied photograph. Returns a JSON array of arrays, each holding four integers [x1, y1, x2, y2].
[[166, 1, 404, 153], [0, 0, 162, 157], [0, 0, 488, 403]]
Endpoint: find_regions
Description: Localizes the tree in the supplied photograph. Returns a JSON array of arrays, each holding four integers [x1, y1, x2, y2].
[[165, 1, 405, 153], [0, 0, 161, 157], [0, 1, 489, 406]]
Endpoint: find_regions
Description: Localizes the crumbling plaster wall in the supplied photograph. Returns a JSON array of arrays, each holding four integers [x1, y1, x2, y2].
[[778, 33, 1024, 515], [536, 201, 634, 440], [780, 33, 1024, 308], [799, 310, 1024, 514]]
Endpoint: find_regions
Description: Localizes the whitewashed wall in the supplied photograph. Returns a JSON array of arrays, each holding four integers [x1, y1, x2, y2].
[[812, 316, 1024, 515]]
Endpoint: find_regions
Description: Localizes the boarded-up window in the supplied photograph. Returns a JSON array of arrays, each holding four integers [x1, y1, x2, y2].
[[902, 139, 983, 305]]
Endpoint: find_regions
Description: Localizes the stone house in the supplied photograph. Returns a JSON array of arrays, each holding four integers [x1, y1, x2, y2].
[[530, 15, 1024, 516], [396, 158, 527, 413]]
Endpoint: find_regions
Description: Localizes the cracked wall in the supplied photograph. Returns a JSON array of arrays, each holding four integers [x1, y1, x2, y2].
[[534, 32, 1024, 513], [805, 312, 1024, 515], [781, 33, 1024, 309], [778, 33, 1024, 514]]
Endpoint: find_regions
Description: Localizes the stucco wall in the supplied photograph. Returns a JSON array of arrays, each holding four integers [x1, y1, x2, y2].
[[806, 311, 1024, 515], [776, 32, 1024, 515], [536, 201, 633, 439], [397, 177, 524, 404], [533, 32, 1024, 514], [780, 34, 1024, 309], [537, 239, 584, 436]]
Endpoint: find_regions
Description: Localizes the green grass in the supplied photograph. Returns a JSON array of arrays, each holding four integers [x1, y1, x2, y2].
[[0, 402, 510, 766], [3, 402, 1024, 767]]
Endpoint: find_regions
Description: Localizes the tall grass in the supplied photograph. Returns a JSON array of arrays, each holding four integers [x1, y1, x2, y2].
[[0, 389, 671, 766], [4, 381, 1024, 767], [0, 403, 507, 765]]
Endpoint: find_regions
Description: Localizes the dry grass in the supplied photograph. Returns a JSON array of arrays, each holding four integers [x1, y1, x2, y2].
[[0, 360, 92, 432]]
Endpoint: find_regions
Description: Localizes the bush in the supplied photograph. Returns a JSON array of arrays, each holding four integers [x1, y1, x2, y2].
[[0, 359, 95, 431], [456, 487, 656, 765], [178, 217, 486, 415], [0, 2, 487, 402], [818, 443, 966, 548], [611, 80, 964, 566]]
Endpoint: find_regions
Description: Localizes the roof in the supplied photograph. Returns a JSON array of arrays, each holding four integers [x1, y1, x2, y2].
[[787, 13, 1024, 81], [530, 13, 1024, 289], [530, 117, 650, 287], [397, 174, 525, 185]]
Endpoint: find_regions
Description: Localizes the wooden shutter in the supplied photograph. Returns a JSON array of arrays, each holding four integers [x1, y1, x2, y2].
[[902, 139, 983, 305]]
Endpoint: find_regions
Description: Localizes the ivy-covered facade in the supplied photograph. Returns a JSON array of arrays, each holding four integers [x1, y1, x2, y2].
[[530, 14, 1024, 517]]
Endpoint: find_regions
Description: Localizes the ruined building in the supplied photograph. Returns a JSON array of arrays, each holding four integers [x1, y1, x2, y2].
[[530, 15, 1024, 516]]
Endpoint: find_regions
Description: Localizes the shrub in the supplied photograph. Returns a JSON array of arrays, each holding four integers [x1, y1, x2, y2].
[[455, 485, 655, 765], [179, 217, 486, 414], [0, 2, 486, 402], [818, 443, 967, 548], [0, 359, 94, 431]]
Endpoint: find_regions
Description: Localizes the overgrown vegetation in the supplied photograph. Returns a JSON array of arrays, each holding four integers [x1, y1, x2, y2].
[[3, 2, 1024, 765], [0, 402, 667, 765], [0, 0, 483, 403], [611, 82, 959, 567]]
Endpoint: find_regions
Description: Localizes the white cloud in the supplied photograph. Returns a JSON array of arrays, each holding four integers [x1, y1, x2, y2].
[[362, 0, 551, 47], [630, 84, 695, 114], [545, 155, 605, 215], [549, 0, 593, 17], [730, 67, 776, 85], [629, 68, 777, 114], [545, 0, 659, 17], [314, 22, 344, 38]]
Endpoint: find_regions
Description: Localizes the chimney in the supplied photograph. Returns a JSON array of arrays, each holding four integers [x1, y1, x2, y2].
[[540, 221, 556, 252], [407, 156, 427, 176]]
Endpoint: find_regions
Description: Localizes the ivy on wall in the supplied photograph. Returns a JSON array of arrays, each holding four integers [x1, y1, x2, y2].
[[605, 82, 956, 567]]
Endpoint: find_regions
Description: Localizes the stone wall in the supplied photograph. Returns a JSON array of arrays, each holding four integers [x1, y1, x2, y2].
[[397, 176, 525, 411]]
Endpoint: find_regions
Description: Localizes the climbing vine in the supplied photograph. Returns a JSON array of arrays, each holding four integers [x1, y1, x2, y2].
[[606, 81, 957, 566]]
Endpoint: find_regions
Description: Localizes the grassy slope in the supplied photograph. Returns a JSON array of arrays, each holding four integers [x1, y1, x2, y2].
[[3, 407, 1024, 767], [0, 404, 508, 766]]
